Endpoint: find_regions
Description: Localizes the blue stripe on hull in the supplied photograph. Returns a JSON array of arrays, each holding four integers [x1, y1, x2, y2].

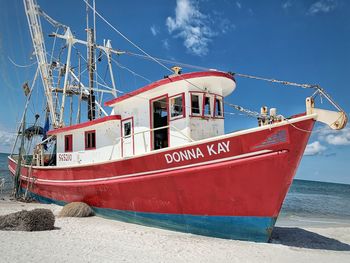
[[30, 192, 276, 242]]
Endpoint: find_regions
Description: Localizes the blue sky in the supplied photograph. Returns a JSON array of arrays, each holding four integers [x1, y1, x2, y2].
[[0, 0, 349, 184]]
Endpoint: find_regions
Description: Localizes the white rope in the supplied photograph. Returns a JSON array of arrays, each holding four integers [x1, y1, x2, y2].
[[60, 1, 341, 124], [8, 57, 37, 68], [83, 0, 174, 74], [232, 72, 317, 89], [126, 51, 211, 71], [81, 0, 271, 120], [111, 57, 151, 83], [49, 28, 60, 65], [124, 52, 320, 89]]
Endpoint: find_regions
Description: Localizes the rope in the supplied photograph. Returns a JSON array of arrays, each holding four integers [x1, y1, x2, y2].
[[124, 52, 319, 89], [83, 0, 174, 75], [83, 0, 333, 123], [285, 119, 314, 133], [37, 7, 68, 30], [8, 57, 37, 68], [83, 0, 224, 103], [126, 51, 210, 71], [230, 72, 317, 89], [123, 51, 347, 120], [34, 0, 342, 128], [224, 102, 261, 118], [111, 57, 151, 83]]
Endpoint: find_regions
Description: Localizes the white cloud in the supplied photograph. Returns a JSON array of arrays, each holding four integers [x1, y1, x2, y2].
[[150, 25, 159, 36], [324, 128, 350, 146], [282, 0, 293, 9], [162, 39, 170, 50], [236, 1, 242, 9], [318, 127, 350, 146], [308, 0, 337, 15], [248, 8, 254, 16], [166, 0, 216, 56], [0, 130, 16, 153], [304, 141, 327, 156], [219, 18, 236, 34]]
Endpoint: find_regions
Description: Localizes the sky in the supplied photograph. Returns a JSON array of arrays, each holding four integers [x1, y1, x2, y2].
[[0, 0, 349, 184]]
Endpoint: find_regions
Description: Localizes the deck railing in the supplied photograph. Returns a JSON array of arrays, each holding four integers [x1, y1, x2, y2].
[[109, 124, 194, 159], [24, 124, 195, 165]]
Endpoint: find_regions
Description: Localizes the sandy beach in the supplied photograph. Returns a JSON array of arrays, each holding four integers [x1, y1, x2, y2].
[[0, 200, 349, 263]]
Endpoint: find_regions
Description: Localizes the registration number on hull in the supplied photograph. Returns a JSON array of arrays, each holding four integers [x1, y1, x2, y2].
[[58, 153, 72, 162]]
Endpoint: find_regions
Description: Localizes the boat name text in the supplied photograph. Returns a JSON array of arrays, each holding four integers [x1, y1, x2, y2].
[[58, 153, 72, 162], [165, 141, 230, 164]]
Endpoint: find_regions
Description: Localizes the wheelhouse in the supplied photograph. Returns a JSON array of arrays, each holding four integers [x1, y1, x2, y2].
[[49, 71, 236, 166]]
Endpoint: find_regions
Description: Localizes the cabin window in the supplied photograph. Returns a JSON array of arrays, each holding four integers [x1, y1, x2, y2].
[[85, 130, 96, 150], [121, 118, 134, 157], [204, 96, 212, 116], [215, 96, 223, 117], [123, 122, 131, 137], [191, 94, 202, 115], [151, 97, 169, 150], [64, 135, 73, 152], [170, 94, 184, 120]]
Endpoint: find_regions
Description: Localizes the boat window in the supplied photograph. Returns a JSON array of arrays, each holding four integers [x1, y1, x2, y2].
[[121, 118, 134, 157], [151, 97, 169, 150], [64, 134, 73, 152], [204, 96, 212, 116], [123, 122, 131, 137], [85, 130, 96, 150], [215, 97, 223, 117], [170, 94, 184, 120], [191, 94, 201, 115]]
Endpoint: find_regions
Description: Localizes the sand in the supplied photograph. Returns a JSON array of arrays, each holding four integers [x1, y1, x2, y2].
[[0, 200, 349, 263]]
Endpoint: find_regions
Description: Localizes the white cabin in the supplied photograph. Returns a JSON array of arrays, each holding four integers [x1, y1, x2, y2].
[[48, 71, 236, 166]]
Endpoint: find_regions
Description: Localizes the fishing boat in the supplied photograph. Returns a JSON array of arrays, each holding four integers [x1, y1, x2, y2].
[[8, 0, 347, 242]]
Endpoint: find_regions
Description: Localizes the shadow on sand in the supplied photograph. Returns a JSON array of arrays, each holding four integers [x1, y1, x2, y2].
[[271, 227, 350, 251]]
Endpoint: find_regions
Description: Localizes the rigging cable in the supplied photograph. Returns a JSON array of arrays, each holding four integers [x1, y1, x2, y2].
[[82, 0, 280, 119], [79, 5, 295, 117], [68, 1, 346, 127], [83, 0, 174, 75], [123, 51, 347, 118], [8, 57, 37, 68], [111, 57, 151, 83]]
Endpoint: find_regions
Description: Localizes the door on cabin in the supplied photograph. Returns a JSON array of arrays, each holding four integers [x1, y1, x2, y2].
[[121, 118, 134, 157], [151, 96, 169, 150]]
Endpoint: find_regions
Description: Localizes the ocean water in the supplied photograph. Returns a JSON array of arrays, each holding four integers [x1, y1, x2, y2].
[[280, 179, 350, 220], [0, 153, 12, 197], [0, 153, 349, 221]]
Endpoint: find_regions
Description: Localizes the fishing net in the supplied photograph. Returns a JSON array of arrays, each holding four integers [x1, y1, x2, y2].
[[0, 208, 55, 231], [58, 202, 95, 217]]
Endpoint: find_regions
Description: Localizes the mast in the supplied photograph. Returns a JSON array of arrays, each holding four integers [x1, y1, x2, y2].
[[87, 28, 96, 121], [59, 27, 74, 126], [76, 53, 82, 123], [23, 0, 58, 127], [105, 39, 117, 97]]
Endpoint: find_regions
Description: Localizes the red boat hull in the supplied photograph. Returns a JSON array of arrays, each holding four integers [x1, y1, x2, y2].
[[8, 116, 315, 241]]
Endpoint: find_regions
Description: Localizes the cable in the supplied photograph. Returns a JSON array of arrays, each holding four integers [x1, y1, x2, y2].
[[83, 0, 174, 75], [8, 57, 37, 68], [124, 52, 318, 89], [111, 57, 151, 83], [51, 1, 340, 123], [81, 1, 306, 120]]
